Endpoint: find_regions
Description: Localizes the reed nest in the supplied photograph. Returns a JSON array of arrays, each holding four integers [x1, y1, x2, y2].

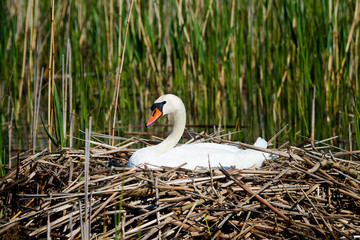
[[1, 135, 360, 239]]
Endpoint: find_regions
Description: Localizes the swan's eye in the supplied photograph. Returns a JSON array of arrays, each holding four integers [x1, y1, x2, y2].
[[146, 102, 166, 127], [151, 101, 166, 112]]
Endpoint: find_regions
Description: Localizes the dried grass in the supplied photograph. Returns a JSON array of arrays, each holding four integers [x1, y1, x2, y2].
[[1, 135, 360, 239]]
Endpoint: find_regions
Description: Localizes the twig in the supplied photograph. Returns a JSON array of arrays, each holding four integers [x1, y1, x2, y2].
[[219, 165, 289, 221]]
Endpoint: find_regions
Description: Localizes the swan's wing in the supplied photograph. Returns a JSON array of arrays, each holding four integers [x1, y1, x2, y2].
[[158, 142, 269, 169], [128, 139, 270, 170], [127, 146, 159, 168], [180, 143, 240, 153]]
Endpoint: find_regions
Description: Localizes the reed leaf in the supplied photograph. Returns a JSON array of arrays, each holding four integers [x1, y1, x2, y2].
[[53, 83, 64, 147], [40, 115, 60, 148]]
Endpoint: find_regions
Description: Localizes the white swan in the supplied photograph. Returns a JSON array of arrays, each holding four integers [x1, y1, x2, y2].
[[127, 94, 269, 170]]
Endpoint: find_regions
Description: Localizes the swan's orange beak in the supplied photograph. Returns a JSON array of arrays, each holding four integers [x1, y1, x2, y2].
[[146, 108, 163, 127]]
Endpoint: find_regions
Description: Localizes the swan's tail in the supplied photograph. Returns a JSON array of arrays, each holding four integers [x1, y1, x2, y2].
[[253, 137, 279, 161], [253, 137, 268, 148]]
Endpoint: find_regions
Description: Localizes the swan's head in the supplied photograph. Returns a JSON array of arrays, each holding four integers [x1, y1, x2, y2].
[[146, 94, 185, 127]]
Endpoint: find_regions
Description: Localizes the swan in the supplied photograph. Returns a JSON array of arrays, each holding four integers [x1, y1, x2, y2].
[[127, 94, 270, 170]]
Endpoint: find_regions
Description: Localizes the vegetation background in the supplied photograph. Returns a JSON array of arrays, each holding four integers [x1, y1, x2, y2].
[[1, 0, 360, 165]]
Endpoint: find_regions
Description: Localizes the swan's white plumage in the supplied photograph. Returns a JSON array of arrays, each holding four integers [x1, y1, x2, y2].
[[127, 94, 270, 170], [128, 137, 269, 169]]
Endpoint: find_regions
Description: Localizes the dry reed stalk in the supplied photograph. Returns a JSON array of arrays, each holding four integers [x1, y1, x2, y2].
[[106, 0, 128, 124], [67, 39, 73, 147], [109, 0, 114, 63], [32, 60, 42, 153], [16, 0, 32, 121], [110, 0, 122, 126], [267, 124, 289, 145], [83, 118, 91, 239], [311, 86, 316, 142], [27, 0, 34, 135], [339, 0, 360, 78], [62, 54, 67, 142], [47, 0, 55, 151], [103, 0, 110, 67], [110, 0, 134, 146], [334, 1, 339, 116], [8, 108, 13, 168]]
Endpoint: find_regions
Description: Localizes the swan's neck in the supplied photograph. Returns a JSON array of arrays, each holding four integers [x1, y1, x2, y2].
[[155, 108, 186, 154]]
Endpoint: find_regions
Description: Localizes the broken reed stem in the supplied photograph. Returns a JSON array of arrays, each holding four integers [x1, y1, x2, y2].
[[62, 54, 67, 143], [109, 0, 114, 64], [219, 165, 290, 221], [47, 211, 51, 239], [103, 0, 110, 67], [8, 108, 13, 168], [309, 157, 360, 181], [268, 124, 289, 145], [311, 85, 316, 142], [83, 117, 91, 240], [155, 176, 161, 239], [111, 0, 134, 146], [68, 40, 74, 148], [31, 42, 38, 154], [33, 68, 44, 154]]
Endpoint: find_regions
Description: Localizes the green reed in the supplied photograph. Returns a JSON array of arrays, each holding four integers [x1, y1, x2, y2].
[[1, 0, 359, 158]]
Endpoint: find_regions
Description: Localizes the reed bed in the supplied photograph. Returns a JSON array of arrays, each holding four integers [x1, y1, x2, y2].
[[1, 132, 360, 239]]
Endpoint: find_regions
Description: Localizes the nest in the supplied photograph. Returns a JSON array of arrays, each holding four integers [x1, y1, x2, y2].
[[1, 136, 360, 239]]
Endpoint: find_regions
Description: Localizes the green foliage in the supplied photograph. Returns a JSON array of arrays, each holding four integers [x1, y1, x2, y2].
[[203, 214, 213, 239], [41, 115, 60, 148], [53, 84, 64, 147], [1, 0, 359, 153]]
